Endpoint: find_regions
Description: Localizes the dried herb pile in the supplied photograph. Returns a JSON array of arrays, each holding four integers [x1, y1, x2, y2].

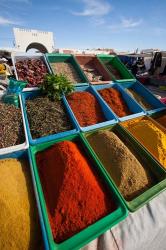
[[50, 62, 82, 84], [0, 102, 24, 148], [26, 96, 72, 139]]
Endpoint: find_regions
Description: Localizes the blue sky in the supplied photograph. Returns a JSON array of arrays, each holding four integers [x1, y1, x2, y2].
[[0, 0, 166, 51]]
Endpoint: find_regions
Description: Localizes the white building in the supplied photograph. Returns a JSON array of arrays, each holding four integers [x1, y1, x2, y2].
[[13, 28, 55, 53]]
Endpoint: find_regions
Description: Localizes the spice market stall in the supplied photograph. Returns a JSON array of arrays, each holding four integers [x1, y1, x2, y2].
[[1, 52, 166, 250]]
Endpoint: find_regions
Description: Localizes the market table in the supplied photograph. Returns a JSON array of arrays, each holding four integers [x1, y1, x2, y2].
[[82, 191, 166, 250]]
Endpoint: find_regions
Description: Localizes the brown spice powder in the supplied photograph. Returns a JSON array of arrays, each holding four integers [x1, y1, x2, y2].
[[88, 130, 153, 201]]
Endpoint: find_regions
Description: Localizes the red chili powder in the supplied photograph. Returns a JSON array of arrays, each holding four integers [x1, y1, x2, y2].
[[36, 141, 115, 243], [98, 88, 132, 117], [67, 91, 105, 126]]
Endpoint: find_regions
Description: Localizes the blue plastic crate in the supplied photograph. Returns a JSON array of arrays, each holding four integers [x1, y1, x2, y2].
[[91, 83, 145, 122], [118, 81, 166, 114], [0, 150, 49, 250], [21, 90, 79, 145], [63, 86, 118, 132]]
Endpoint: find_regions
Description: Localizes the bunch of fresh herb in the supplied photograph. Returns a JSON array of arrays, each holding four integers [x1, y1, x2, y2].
[[40, 73, 74, 100]]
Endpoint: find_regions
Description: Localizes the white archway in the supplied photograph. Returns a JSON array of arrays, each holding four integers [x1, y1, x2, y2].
[[13, 28, 55, 53]]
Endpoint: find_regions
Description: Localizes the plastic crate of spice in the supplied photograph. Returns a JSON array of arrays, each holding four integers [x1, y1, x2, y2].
[[63, 85, 118, 132], [29, 133, 128, 250], [81, 124, 166, 212], [91, 83, 145, 122], [74, 54, 113, 85], [149, 109, 166, 129], [45, 53, 88, 86], [0, 149, 49, 250], [120, 116, 166, 170], [118, 81, 166, 114], [97, 54, 135, 82], [12, 52, 51, 91], [0, 94, 29, 155], [21, 90, 79, 145]]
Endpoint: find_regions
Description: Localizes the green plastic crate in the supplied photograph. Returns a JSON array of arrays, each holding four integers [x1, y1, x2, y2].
[[29, 133, 127, 250], [45, 53, 88, 86], [97, 54, 135, 82], [149, 109, 166, 129], [81, 124, 166, 212]]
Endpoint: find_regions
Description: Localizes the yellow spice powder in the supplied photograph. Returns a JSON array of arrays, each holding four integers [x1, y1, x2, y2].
[[0, 158, 41, 250], [124, 119, 166, 168]]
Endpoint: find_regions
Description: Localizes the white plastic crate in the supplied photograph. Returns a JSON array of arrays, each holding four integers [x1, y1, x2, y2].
[[0, 94, 29, 155], [11, 52, 51, 92]]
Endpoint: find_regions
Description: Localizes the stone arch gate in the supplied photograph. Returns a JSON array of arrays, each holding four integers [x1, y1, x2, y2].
[[13, 28, 54, 53]]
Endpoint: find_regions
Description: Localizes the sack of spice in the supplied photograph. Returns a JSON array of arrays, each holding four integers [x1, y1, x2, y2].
[[36, 140, 115, 243], [0, 158, 41, 250]]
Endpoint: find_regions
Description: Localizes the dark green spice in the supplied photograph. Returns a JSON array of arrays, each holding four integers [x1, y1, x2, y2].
[[0, 102, 24, 148], [26, 96, 72, 139]]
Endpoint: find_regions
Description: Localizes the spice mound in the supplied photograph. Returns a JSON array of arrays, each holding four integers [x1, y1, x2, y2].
[[105, 62, 122, 79], [37, 141, 115, 243], [124, 119, 166, 168], [156, 114, 166, 128], [88, 131, 153, 201], [16, 58, 48, 87], [67, 91, 105, 127], [81, 65, 104, 82], [26, 96, 72, 139], [0, 158, 41, 250], [0, 102, 24, 148], [126, 88, 153, 110], [50, 62, 82, 84], [98, 88, 131, 117]]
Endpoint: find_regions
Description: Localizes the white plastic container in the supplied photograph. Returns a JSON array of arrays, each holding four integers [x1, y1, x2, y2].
[[0, 94, 29, 155], [11, 52, 51, 92]]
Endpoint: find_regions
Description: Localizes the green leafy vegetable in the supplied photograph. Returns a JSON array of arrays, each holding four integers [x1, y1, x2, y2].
[[40, 73, 74, 100]]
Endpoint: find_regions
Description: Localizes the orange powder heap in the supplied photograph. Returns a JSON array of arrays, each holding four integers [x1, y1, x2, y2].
[[98, 88, 131, 117], [37, 141, 115, 243]]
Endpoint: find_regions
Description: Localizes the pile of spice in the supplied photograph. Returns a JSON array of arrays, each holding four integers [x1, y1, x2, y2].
[[105, 62, 122, 79], [37, 141, 115, 243], [67, 91, 105, 127], [98, 88, 131, 117], [81, 65, 103, 82], [16, 58, 48, 87], [155, 114, 166, 128], [0, 158, 41, 250], [126, 88, 153, 110], [123, 118, 166, 168], [26, 96, 72, 139], [87, 131, 153, 201], [0, 102, 24, 148], [50, 62, 82, 84]]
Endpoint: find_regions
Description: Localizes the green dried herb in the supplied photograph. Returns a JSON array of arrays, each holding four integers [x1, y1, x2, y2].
[[40, 73, 74, 101], [0, 102, 24, 148], [26, 96, 72, 139]]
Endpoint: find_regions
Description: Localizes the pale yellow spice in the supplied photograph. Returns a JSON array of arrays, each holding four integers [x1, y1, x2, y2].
[[123, 119, 166, 168], [0, 158, 41, 250]]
